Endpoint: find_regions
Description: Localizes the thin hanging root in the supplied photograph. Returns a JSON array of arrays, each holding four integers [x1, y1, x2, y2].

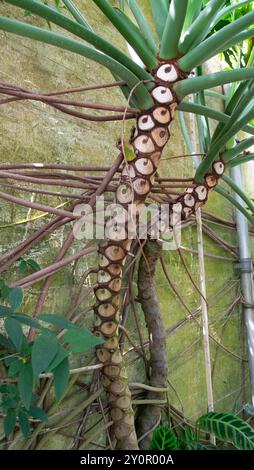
[[136, 240, 168, 450], [93, 60, 227, 450]]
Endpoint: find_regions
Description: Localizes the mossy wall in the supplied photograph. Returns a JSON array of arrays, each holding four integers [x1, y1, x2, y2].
[[0, 1, 252, 449]]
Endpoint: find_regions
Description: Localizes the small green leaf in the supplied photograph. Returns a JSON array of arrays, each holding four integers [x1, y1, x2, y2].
[[4, 317, 23, 351], [18, 409, 30, 440], [18, 362, 33, 410], [8, 287, 23, 310], [31, 332, 58, 379], [150, 427, 179, 450], [19, 259, 27, 275], [29, 405, 48, 422], [47, 346, 69, 371], [4, 409, 16, 436], [63, 326, 103, 353], [26, 259, 41, 272], [0, 279, 11, 300], [53, 357, 70, 400], [39, 314, 73, 329]]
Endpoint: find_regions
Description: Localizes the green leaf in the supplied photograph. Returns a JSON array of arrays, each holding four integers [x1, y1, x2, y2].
[[18, 362, 34, 410], [19, 259, 27, 275], [26, 259, 41, 272], [186, 440, 217, 450], [29, 405, 48, 421], [4, 317, 23, 351], [8, 358, 22, 377], [150, 426, 179, 450], [128, 0, 157, 53], [63, 326, 104, 353], [0, 16, 153, 110], [47, 346, 69, 371], [0, 332, 14, 350], [18, 409, 30, 440], [160, 0, 189, 60], [11, 313, 41, 329], [39, 313, 73, 329], [4, 409, 16, 436], [53, 357, 70, 400], [8, 287, 23, 310], [198, 412, 254, 450], [0, 278, 11, 300], [150, 0, 168, 40], [31, 332, 58, 379], [0, 305, 13, 317]]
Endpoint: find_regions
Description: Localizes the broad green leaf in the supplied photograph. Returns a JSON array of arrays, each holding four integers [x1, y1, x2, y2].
[[29, 405, 48, 421], [150, 426, 179, 450], [198, 412, 254, 450], [53, 357, 70, 400], [0, 305, 13, 317], [47, 346, 69, 371], [0, 279, 11, 300], [18, 409, 30, 439], [39, 313, 73, 329], [19, 259, 27, 275], [63, 326, 104, 353], [18, 362, 34, 410], [4, 317, 23, 351], [31, 332, 58, 379], [4, 409, 16, 436], [8, 287, 23, 310]]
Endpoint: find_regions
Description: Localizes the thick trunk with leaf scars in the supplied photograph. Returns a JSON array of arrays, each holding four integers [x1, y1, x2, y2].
[[93, 60, 226, 450]]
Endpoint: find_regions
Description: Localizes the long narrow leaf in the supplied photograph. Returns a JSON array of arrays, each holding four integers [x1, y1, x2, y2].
[[128, 0, 157, 53], [174, 68, 254, 99], [223, 175, 254, 214], [179, 10, 254, 71], [215, 185, 254, 225], [150, 0, 168, 40], [198, 412, 254, 450], [182, 0, 203, 34], [5, 0, 152, 84], [228, 153, 254, 167], [0, 17, 154, 109], [223, 138, 254, 161], [179, 0, 227, 54], [62, 0, 93, 30], [212, 0, 254, 29], [178, 101, 254, 136], [160, 0, 188, 59], [91, 0, 157, 69]]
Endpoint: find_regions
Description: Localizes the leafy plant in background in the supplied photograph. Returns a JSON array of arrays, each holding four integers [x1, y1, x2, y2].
[[150, 412, 254, 450], [0, 281, 103, 440], [0, 0, 254, 450]]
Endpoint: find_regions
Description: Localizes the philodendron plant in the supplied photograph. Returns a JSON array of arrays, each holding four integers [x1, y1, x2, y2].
[[1, 0, 254, 450]]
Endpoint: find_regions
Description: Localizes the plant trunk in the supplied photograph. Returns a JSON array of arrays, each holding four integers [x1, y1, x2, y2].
[[136, 239, 168, 449], [93, 59, 225, 449]]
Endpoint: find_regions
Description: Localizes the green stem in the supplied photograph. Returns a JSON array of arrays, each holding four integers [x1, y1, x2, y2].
[[179, 10, 254, 71], [62, 0, 92, 30], [222, 175, 254, 214], [179, 0, 227, 55], [5, 0, 152, 85], [160, 0, 188, 59], [182, 0, 203, 34], [91, 0, 158, 70], [215, 185, 254, 226], [0, 16, 154, 110], [174, 68, 254, 99]]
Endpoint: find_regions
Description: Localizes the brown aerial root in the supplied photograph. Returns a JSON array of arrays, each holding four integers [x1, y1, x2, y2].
[[135, 240, 168, 449]]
